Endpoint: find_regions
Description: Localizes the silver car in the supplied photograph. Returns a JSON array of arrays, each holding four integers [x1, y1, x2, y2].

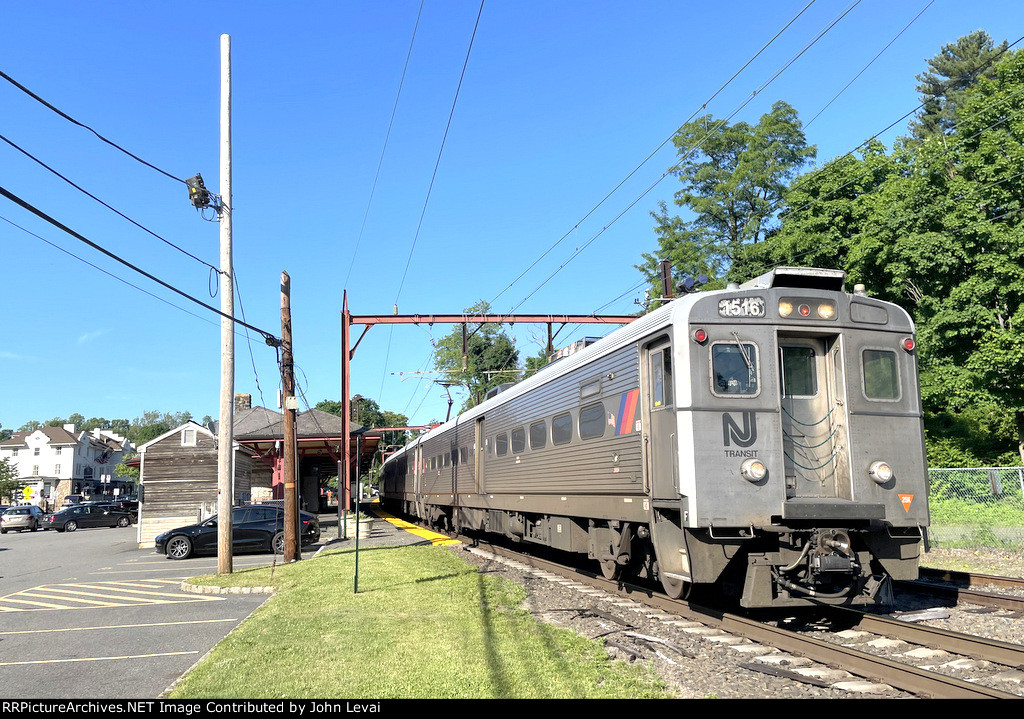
[[1, 505, 44, 533]]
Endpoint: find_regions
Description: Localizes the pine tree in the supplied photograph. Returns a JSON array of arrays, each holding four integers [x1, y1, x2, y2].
[[910, 30, 1009, 139]]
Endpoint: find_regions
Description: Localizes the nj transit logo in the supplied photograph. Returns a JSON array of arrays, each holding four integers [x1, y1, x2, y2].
[[723, 412, 757, 448]]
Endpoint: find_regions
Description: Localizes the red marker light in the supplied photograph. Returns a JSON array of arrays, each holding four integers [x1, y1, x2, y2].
[[798, 304, 810, 317], [902, 337, 916, 352], [692, 328, 708, 344]]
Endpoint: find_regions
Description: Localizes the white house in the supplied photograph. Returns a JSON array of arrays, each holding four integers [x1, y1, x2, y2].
[[0, 424, 135, 507]]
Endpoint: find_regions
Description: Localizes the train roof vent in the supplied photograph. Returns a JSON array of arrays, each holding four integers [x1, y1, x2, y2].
[[740, 267, 846, 291]]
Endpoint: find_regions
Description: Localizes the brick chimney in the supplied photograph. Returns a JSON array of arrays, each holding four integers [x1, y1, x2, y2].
[[234, 393, 252, 412]]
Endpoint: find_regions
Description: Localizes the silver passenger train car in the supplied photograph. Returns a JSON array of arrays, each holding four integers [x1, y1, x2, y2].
[[380, 267, 929, 608]]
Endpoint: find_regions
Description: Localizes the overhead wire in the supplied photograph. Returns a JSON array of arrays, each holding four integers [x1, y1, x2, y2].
[[0, 184, 280, 344], [0, 212, 225, 334], [377, 0, 486, 406], [343, 0, 425, 290], [0, 68, 187, 185], [0, 132, 221, 275], [485, 0, 820, 309], [498, 0, 863, 320], [803, 0, 935, 128], [402, 1, 855, 422]]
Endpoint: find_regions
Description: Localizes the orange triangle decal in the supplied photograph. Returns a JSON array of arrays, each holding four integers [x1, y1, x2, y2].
[[898, 494, 914, 512]]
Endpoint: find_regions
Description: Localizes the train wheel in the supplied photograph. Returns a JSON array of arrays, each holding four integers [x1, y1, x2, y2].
[[660, 573, 691, 600], [599, 560, 621, 581]]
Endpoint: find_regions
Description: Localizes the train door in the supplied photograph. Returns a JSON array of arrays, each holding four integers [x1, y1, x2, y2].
[[779, 336, 850, 499], [475, 416, 484, 494], [643, 338, 677, 498], [414, 443, 424, 518]]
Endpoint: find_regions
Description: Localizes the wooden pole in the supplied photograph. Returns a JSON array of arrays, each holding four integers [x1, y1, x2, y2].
[[282, 271, 299, 561], [216, 33, 234, 575]]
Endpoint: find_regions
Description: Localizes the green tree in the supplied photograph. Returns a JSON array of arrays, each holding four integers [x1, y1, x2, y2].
[[432, 301, 520, 410], [115, 453, 140, 483], [0, 457, 19, 503], [910, 30, 1009, 140], [638, 101, 816, 302]]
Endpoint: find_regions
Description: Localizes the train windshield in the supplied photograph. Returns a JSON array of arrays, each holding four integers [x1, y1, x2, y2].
[[712, 342, 759, 395], [863, 349, 900, 400]]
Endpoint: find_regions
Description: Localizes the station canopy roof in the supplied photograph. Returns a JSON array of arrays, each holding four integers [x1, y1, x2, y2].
[[232, 406, 380, 464]]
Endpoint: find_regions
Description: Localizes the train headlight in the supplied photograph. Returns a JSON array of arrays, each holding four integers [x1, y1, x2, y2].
[[817, 302, 836, 319], [778, 301, 793, 317], [741, 458, 767, 483], [868, 461, 894, 484]]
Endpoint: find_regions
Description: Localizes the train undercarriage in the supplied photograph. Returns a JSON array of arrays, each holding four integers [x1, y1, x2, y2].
[[384, 497, 924, 610]]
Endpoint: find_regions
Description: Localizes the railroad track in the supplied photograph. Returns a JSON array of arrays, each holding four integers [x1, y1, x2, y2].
[[461, 537, 1023, 699], [896, 568, 1024, 613]]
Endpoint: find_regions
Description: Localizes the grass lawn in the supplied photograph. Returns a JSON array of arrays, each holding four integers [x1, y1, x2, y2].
[[168, 544, 673, 699]]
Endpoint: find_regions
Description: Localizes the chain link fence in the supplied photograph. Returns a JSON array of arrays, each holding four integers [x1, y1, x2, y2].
[[927, 467, 1024, 550]]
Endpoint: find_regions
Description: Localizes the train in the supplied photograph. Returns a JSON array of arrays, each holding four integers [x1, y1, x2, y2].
[[380, 267, 930, 609]]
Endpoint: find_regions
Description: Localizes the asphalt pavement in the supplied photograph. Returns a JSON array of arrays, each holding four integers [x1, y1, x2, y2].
[[0, 521, 274, 698]]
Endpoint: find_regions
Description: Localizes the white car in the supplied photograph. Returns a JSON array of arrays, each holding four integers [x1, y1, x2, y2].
[[1, 505, 44, 533]]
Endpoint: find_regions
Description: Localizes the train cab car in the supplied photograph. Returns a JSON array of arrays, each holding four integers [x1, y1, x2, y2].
[[380, 267, 929, 609]]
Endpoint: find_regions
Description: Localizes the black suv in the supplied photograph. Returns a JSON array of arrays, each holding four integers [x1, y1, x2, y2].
[[154, 505, 320, 560]]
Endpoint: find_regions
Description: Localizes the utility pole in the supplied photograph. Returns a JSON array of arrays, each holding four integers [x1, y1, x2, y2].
[[217, 33, 234, 575], [281, 271, 300, 562]]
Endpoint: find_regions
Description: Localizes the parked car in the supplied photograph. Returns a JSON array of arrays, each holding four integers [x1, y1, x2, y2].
[[89, 501, 137, 522], [1, 505, 45, 533], [155, 505, 321, 560], [61, 494, 85, 507], [114, 498, 139, 520], [42, 504, 133, 532]]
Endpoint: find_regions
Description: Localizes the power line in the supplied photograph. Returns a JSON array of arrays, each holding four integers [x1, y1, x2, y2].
[[486, 0, 821, 310], [0, 68, 187, 185], [378, 0, 486, 406], [0, 183, 279, 344], [393, 0, 485, 305], [804, 0, 935, 129], [0, 131, 220, 274], [0, 212, 220, 331], [344, 0, 425, 289]]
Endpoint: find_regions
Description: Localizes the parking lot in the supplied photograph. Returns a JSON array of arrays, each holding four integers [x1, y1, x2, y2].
[[0, 521, 281, 698]]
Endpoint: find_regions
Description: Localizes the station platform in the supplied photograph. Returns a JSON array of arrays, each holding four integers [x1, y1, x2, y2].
[[315, 505, 460, 550]]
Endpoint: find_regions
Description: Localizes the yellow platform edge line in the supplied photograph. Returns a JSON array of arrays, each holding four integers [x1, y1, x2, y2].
[[368, 507, 462, 546]]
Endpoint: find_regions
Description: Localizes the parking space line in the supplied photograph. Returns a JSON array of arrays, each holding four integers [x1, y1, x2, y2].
[[0, 618, 239, 636], [0, 597, 69, 610], [0, 580, 225, 612], [12, 591, 129, 607], [22, 587, 167, 604], [64, 583, 202, 599], [0, 651, 200, 667]]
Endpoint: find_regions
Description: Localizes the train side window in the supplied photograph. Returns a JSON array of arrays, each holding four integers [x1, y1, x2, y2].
[[496, 433, 508, 456], [651, 349, 674, 408], [551, 412, 573, 445], [459, 446, 469, 465], [780, 346, 817, 397], [862, 349, 900, 400], [511, 427, 526, 454], [711, 342, 759, 396], [579, 402, 605, 440], [529, 421, 546, 450]]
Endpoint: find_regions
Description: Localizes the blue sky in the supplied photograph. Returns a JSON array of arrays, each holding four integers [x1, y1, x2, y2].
[[2, 0, 1022, 433]]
